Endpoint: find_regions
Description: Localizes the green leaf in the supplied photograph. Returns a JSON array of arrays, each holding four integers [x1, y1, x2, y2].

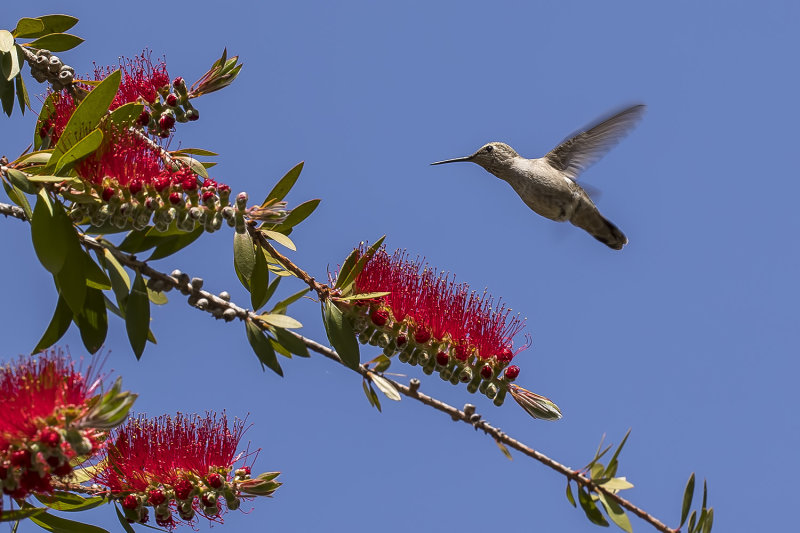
[[101, 248, 130, 308], [106, 102, 144, 126], [702, 479, 708, 511], [260, 313, 302, 329], [54, 128, 103, 174], [0, 30, 13, 53], [688, 510, 697, 533], [368, 372, 401, 401], [117, 228, 157, 253], [148, 225, 203, 260], [12, 18, 45, 38], [74, 287, 107, 354], [263, 275, 281, 305], [35, 93, 58, 149], [597, 492, 632, 533], [15, 72, 30, 113], [0, 506, 46, 522], [172, 147, 218, 157], [261, 229, 296, 251], [30, 510, 110, 532], [270, 336, 292, 358], [26, 33, 84, 52], [2, 181, 33, 220], [48, 69, 121, 169], [577, 486, 609, 527], [114, 504, 137, 533], [0, 74, 14, 116], [33, 295, 73, 353], [680, 472, 695, 527], [605, 428, 631, 479], [272, 327, 310, 357], [263, 161, 304, 204], [125, 270, 150, 359], [322, 301, 360, 369], [245, 320, 283, 376], [5, 167, 37, 194], [337, 236, 386, 294], [495, 439, 513, 460], [54, 241, 88, 315], [2, 45, 22, 81], [147, 287, 167, 305], [35, 15, 79, 35], [270, 287, 310, 314], [703, 508, 714, 533], [600, 477, 634, 491], [35, 492, 105, 512], [336, 292, 391, 302], [83, 252, 112, 290], [233, 231, 256, 290], [362, 379, 375, 408], [172, 155, 208, 179], [270, 198, 321, 231], [250, 243, 270, 310], [566, 481, 577, 507]]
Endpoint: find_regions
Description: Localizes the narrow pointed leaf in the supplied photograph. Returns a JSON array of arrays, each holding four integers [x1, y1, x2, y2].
[[688, 510, 697, 533], [26, 33, 84, 52], [600, 477, 634, 491], [106, 102, 144, 126], [54, 242, 88, 315], [35, 492, 105, 512], [368, 372, 401, 401], [0, 75, 14, 116], [250, 243, 269, 310], [322, 301, 360, 369], [26, 15, 79, 38], [5, 167, 37, 194], [12, 18, 45, 38], [495, 439, 513, 460], [334, 248, 359, 289], [31, 192, 68, 273], [2, 181, 32, 219], [125, 270, 150, 359], [48, 69, 120, 168], [597, 492, 633, 533], [577, 486, 609, 527], [172, 155, 208, 179], [259, 313, 302, 329], [102, 249, 130, 308], [15, 72, 29, 113], [272, 327, 310, 357], [74, 287, 107, 354], [270, 198, 320, 231], [702, 479, 708, 510], [30, 510, 110, 533], [337, 236, 385, 294], [172, 147, 218, 157], [703, 508, 714, 533], [233, 231, 256, 290], [33, 295, 73, 353], [54, 129, 103, 174], [0, 507, 46, 522], [261, 229, 296, 251], [263, 162, 303, 204], [245, 320, 283, 376], [566, 481, 577, 507], [362, 379, 375, 408], [680, 472, 695, 527]]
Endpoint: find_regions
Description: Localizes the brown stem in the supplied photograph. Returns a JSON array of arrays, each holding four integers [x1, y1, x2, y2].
[[0, 201, 678, 533]]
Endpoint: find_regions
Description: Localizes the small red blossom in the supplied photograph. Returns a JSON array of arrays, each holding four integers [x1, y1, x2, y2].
[[159, 113, 176, 130], [436, 351, 449, 366], [166, 93, 179, 107], [480, 365, 493, 380], [149, 489, 167, 505], [370, 308, 389, 327], [122, 494, 139, 510], [169, 192, 183, 205], [504, 365, 520, 380]]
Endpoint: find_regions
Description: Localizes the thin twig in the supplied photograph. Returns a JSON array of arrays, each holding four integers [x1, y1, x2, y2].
[[0, 201, 678, 533]]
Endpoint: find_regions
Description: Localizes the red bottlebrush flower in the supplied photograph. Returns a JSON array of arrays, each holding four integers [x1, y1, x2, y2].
[[350, 245, 528, 363], [128, 179, 143, 195], [93, 413, 266, 528], [107, 52, 171, 107], [0, 350, 108, 499]]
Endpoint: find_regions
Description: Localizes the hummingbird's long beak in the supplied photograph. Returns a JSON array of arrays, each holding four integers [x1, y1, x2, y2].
[[430, 155, 473, 165]]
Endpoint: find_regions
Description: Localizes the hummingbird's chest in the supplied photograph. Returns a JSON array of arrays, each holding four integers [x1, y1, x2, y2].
[[496, 159, 580, 221]]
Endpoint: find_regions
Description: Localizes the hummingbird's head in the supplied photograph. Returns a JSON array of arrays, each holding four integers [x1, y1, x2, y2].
[[431, 142, 519, 173]]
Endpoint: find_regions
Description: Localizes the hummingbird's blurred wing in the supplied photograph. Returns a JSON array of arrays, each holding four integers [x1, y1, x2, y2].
[[544, 104, 646, 180]]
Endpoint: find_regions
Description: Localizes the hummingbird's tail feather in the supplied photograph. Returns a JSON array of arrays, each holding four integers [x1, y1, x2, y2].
[[569, 202, 628, 250]]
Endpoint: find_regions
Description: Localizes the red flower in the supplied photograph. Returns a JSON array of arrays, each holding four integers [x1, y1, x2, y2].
[[0, 350, 106, 498], [94, 413, 265, 528]]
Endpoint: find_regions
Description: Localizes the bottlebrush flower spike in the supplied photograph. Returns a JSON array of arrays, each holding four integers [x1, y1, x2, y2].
[[0, 349, 133, 499], [93, 413, 279, 528], [331, 244, 560, 420]]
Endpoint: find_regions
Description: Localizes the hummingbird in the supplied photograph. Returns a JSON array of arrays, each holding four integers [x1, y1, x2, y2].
[[431, 104, 646, 250]]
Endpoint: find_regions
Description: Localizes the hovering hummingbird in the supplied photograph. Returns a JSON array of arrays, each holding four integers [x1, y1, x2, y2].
[[431, 104, 646, 250]]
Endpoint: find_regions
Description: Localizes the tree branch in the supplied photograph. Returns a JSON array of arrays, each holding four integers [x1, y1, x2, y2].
[[0, 200, 678, 533]]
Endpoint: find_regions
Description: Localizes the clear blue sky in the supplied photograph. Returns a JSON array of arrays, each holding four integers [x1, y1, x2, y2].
[[2, 2, 798, 532]]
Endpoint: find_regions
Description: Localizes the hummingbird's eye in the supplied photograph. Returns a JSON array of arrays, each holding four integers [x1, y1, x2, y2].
[[484, 145, 494, 153]]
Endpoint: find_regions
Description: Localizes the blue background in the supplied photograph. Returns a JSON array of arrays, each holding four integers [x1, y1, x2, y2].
[[2, 2, 798, 532]]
